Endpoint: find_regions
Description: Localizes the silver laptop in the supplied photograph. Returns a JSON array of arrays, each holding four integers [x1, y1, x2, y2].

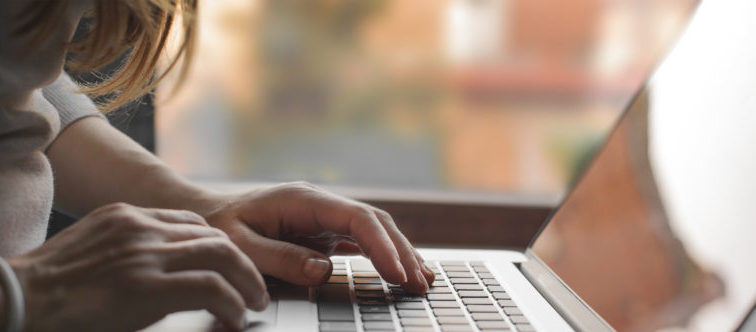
[[143, 1, 756, 331]]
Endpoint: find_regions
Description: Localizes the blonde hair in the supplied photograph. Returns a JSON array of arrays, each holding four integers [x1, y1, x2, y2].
[[19, 0, 197, 111]]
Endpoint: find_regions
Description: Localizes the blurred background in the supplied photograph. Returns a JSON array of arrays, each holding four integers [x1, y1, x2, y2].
[[156, 0, 695, 203], [149, 0, 756, 332]]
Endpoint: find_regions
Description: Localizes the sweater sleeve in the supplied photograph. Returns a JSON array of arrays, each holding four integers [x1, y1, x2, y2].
[[41, 72, 105, 132]]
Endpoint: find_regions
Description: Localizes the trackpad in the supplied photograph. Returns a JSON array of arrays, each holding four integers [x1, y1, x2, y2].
[[272, 284, 318, 332], [140, 300, 278, 332]]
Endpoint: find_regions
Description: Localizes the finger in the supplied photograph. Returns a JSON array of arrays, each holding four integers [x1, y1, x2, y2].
[[301, 194, 407, 284], [156, 271, 249, 331], [159, 237, 269, 309], [372, 208, 430, 294], [230, 223, 333, 286], [140, 208, 209, 226], [332, 240, 365, 256], [150, 221, 228, 242], [413, 248, 435, 283]]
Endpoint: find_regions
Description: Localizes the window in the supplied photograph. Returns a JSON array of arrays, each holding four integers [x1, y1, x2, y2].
[[156, 0, 695, 202]]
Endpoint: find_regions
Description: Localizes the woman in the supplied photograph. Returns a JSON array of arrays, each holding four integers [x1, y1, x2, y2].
[[0, 1, 434, 331]]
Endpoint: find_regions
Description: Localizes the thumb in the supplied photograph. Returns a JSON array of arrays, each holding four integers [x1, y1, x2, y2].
[[233, 227, 333, 286]]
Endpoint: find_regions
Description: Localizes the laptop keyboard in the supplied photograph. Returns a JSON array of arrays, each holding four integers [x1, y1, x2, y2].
[[317, 258, 535, 332]]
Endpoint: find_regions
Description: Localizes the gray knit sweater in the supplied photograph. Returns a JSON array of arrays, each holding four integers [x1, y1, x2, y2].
[[0, 73, 102, 257]]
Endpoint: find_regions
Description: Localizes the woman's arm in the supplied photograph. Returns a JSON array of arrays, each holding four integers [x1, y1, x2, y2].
[[48, 116, 434, 292], [48, 116, 220, 217]]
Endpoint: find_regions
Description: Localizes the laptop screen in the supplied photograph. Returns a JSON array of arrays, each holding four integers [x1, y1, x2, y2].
[[531, 2, 756, 331]]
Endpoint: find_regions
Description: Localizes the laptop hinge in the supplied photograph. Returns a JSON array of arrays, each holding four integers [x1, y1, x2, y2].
[[519, 250, 615, 332]]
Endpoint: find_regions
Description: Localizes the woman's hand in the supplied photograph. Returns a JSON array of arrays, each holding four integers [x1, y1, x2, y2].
[[6, 203, 267, 332], [203, 182, 435, 293]]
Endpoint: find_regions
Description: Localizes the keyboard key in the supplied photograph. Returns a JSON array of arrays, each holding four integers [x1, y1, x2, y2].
[[427, 293, 456, 301], [403, 328, 436, 332], [400, 318, 433, 326], [361, 313, 392, 321], [319, 321, 357, 332], [327, 275, 348, 283], [458, 290, 488, 298], [497, 300, 517, 307], [390, 290, 406, 297], [482, 279, 499, 285], [472, 266, 490, 273], [477, 273, 495, 279], [357, 298, 388, 305], [429, 301, 460, 308], [469, 261, 486, 267], [454, 284, 484, 290], [443, 266, 471, 272], [462, 298, 494, 305], [467, 305, 498, 313], [492, 292, 511, 300], [487, 286, 505, 292], [428, 287, 452, 294], [503, 307, 522, 315], [450, 278, 478, 284], [359, 305, 390, 313], [432, 280, 447, 287], [436, 316, 469, 324], [440, 325, 474, 332], [440, 261, 467, 266], [318, 301, 355, 322], [433, 308, 465, 316], [471, 313, 504, 321], [363, 321, 394, 330], [398, 310, 429, 318], [353, 271, 380, 278], [318, 284, 353, 321], [394, 294, 424, 302], [446, 271, 474, 278], [396, 302, 425, 310], [354, 277, 382, 284], [355, 290, 385, 298], [331, 270, 347, 276], [355, 284, 384, 291], [510, 315, 529, 324], [515, 323, 536, 331], [476, 320, 509, 329], [351, 260, 376, 272]]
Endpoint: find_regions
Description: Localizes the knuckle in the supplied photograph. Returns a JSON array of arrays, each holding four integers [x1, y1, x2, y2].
[[200, 273, 227, 292], [280, 181, 318, 193], [206, 238, 239, 256], [208, 227, 229, 238], [178, 210, 208, 225], [349, 205, 375, 220], [292, 180, 316, 189], [118, 243, 157, 259], [374, 208, 393, 221], [102, 202, 133, 212], [92, 202, 134, 219]]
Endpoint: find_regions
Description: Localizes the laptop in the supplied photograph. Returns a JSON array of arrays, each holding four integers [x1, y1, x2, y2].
[[143, 1, 756, 331]]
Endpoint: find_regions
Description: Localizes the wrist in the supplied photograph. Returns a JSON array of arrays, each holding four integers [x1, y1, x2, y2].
[[0, 281, 5, 330], [0, 258, 24, 332]]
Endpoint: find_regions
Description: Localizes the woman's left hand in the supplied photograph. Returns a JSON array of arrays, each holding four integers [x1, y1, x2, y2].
[[201, 181, 434, 294]]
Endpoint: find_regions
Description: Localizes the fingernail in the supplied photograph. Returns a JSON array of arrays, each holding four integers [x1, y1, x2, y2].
[[396, 259, 408, 283], [257, 292, 270, 309], [416, 270, 428, 291], [238, 315, 248, 330], [303, 258, 331, 281], [420, 264, 433, 282]]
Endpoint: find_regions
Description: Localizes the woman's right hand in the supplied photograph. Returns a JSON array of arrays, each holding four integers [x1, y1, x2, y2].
[[6, 202, 267, 332]]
